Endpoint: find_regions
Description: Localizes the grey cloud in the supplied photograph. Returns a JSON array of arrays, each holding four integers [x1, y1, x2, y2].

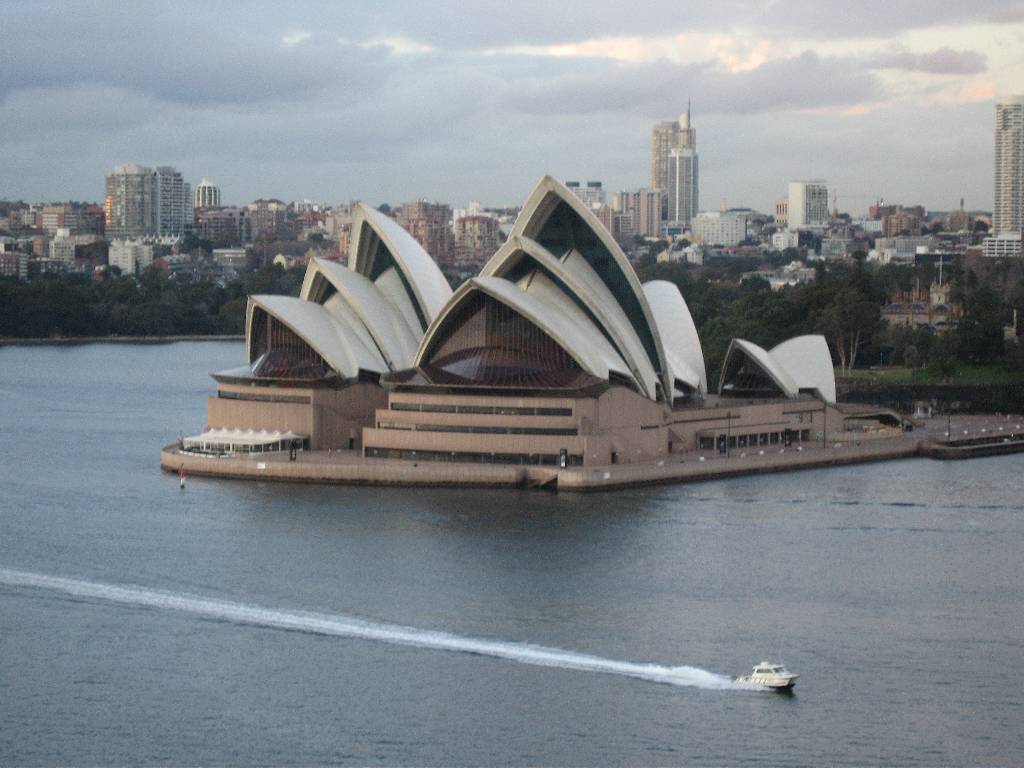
[[504, 52, 881, 118], [0, 3, 393, 106], [869, 48, 987, 75]]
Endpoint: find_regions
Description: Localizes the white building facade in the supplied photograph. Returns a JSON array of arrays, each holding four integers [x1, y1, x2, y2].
[[108, 240, 155, 275], [787, 180, 829, 230], [194, 178, 221, 209], [692, 211, 747, 246]]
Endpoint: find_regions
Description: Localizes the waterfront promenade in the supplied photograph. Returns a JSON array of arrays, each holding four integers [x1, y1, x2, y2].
[[162, 414, 1024, 491]]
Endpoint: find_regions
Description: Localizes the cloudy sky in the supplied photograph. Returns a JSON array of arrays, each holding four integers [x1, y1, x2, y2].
[[2, 1, 1023, 214]]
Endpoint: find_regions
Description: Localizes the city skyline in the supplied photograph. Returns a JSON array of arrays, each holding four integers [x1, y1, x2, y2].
[[1, 2, 1023, 212]]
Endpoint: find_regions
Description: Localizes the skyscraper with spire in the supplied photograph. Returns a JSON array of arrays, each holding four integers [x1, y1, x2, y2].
[[651, 101, 699, 228]]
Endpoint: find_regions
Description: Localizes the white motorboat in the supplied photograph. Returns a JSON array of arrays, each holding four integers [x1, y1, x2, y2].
[[736, 661, 798, 690]]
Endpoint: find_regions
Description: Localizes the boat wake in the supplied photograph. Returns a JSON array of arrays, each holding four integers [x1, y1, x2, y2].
[[0, 567, 747, 691]]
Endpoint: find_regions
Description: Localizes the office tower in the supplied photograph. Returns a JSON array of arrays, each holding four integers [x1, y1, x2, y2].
[[651, 101, 698, 226], [667, 147, 699, 227], [155, 166, 191, 237], [104, 164, 157, 239], [194, 178, 221, 209], [787, 180, 829, 230], [994, 96, 1024, 235]]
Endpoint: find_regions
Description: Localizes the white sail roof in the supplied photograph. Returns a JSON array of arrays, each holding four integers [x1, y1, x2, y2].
[[300, 257, 420, 369], [482, 234, 659, 398], [349, 203, 452, 330], [416, 276, 632, 383], [246, 295, 387, 380], [496, 175, 670, 397], [642, 280, 707, 399], [718, 335, 836, 403], [770, 335, 836, 403]]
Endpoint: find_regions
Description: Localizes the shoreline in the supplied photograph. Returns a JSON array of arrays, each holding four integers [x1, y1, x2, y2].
[[1, 335, 244, 347]]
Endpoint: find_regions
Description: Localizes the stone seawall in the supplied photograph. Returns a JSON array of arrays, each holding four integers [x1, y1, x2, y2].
[[162, 438, 925, 492]]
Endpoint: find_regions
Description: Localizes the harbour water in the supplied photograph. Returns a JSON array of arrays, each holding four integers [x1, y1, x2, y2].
[[1, 342, 1022, 766]]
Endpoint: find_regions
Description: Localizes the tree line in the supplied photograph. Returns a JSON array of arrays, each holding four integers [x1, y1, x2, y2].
[[638, 255, 1022, 384], [0, 265, 304, 338]]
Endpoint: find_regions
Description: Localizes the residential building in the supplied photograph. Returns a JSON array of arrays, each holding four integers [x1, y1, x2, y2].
[[194, 178, 221, 209], [108, 239, 155, 275], [454, 214, 503, 265], [982, 233, 1023, 258], [105, 164, 157, 239], [772, 231, 800, 250], [691, 211, 748, 246], [0, 251, 29, 281], [788, 181, 829, 230], [49, 228, 76, 264], [994, 96, 1024, 235], [37, 205, 80, 235], [882, 207, 923, 237], [247, 199, 288, 240], [614, 188, 664, 238], [194, 206, 251, 246], [396, 200, 453, 266], [155, 166, 192, 237]]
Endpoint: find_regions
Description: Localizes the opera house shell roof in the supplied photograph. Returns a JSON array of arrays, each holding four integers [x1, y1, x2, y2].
[[238, 176, 709, 404], [718, 335, 837, 403], [235, 175, 837, 412], [241, 203, 452, 381], [409, 176, 707, 403]]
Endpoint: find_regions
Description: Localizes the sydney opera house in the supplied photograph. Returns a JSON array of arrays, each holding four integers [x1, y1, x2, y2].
[[169, 176, 905, 487]]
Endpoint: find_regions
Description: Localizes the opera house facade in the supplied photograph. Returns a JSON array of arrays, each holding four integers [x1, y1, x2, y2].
[[174, 176, 905, 485]]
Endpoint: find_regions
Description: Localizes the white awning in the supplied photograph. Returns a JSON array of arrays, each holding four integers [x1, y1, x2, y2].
[[183, 428, 307, 449]]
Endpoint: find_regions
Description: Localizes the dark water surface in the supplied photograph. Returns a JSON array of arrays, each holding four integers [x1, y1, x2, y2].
[[1, 342, 1022, 766]]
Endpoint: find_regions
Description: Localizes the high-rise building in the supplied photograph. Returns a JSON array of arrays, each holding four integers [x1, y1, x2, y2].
[[194, 178, 221, 209], [994, 96, 1024, 235], [651, 102, 698, 226], [104, 164, 157, 239], [787, 181, 829, 230], [396, 200, 453, 266], [155, 166, 191, 237], [667, 148, 699, 228], [613, 188, 664, 238]]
